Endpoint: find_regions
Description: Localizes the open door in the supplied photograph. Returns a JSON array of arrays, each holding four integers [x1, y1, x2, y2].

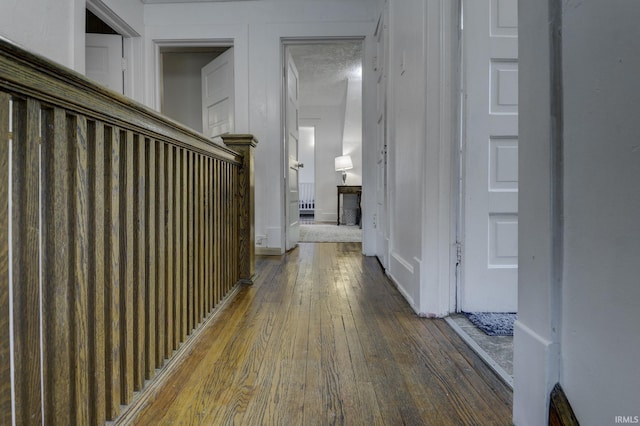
[[201, 47, 234, 138], [85, 33, 124, 94], [461, 0, 519, 312], [285, 48, 301, 251]]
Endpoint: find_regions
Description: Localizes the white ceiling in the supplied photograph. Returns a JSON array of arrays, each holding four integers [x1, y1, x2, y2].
[[288, 41, 363, 106]]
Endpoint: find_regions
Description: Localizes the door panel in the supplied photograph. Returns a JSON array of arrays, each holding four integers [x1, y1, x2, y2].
[[85, 33, 123, 94], [461, 0, 518, 312], [285, 49, 300, 250], [201, 48, 234, 138]]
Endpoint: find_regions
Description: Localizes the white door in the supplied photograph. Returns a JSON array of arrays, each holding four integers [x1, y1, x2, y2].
[[374, 11, 389, 268], [461, 0, 519, 312], [85, 33, 124, 94], [201, 47, 234, 138], [285, 48, 300, 251]]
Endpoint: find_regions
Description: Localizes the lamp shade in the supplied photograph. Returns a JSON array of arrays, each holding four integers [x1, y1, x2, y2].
[[334, 155, 353, 172]]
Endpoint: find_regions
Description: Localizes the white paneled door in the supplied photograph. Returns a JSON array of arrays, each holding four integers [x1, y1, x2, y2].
[[85, 33, 124, 94], [462, 0, 518, 312], [285, 48, 301, 251], [201, 47, 235, 139]]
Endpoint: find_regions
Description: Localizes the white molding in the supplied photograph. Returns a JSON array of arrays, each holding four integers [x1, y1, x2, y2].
[[391, 250, 414, 274], [144, 24, 250, 122], [513, 320, 559, 426], [388, 250, 417, 312], [255, 247, 282, 256], [386, 271, 416, 311], [86, 0, 140, 37], [418, 0, 459, 317]]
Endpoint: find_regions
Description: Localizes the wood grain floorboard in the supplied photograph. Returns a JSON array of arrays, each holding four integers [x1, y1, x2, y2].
[[127, 243, 512, 425]]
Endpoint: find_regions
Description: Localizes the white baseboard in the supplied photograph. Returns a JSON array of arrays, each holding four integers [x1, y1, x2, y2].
[[512, 320, 559, 426], [388, 251, 417, 312], [255, 247, 282, 256]]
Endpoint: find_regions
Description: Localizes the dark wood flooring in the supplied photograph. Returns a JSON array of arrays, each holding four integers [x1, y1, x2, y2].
[[125, 243, 512, 425]]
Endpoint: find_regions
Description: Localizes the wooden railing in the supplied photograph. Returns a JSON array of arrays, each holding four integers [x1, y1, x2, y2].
[[0, 37, 256, 425]]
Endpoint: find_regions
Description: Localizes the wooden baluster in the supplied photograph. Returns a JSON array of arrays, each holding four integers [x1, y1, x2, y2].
[[194, 154, 201, 324], [145, 138, 156, 379], [234, 166, 239, 284], [155, 141, 166, 367], [227, 163, 232, 292], [165, 144, 175, 356], [201, 157, 208, 315], [201, 156, 208, 315], [0, 92, 11, 426], [120, 130, 134, 405], [87, 120, 106, 425], [41, 107, 72, 425], [105, 125, 121, 420], [187, 152, 197, 334], [174, 148, 184, 345], [207, 158, 216, 312], [11, 98, 42, 424], [180, 149, 188, 341], [214, 159, 220, 306], [133, 134, 146, 390], [198, 155, 205, 321], [70, 113, 90, 424]]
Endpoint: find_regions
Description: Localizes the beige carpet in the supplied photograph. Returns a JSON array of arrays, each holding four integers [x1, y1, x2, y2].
[[299, 224, 361, 242]]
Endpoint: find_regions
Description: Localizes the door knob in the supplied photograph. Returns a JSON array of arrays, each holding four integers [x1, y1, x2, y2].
[[296, 162, 304, 168]]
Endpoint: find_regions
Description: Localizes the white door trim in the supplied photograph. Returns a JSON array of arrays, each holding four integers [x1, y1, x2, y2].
[[86, 0, 143, 101], [280, 37, 366, 254], [152, 39, 235, 114]]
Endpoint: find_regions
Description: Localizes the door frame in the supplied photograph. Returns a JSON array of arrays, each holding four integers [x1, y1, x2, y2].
[[280, 37, 365, 252], [86, 0, 143, 101], [152, 39, 235, 114]]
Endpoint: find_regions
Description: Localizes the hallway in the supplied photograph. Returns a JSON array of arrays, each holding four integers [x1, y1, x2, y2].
[[124, 243, 512, 425]]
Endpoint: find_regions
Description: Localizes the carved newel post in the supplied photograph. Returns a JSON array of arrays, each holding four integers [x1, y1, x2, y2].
[[222, 134, 258, 284]]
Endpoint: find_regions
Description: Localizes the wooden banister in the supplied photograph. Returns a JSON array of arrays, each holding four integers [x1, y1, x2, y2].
[[0, 36, 256, 425]]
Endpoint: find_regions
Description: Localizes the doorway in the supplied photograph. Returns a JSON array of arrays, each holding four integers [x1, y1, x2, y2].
[[298, 126, 316, 224], [85, 9, 124, 94], [283, 39, 364, 249], [157, 45, 233, 137], [449, 0, 519, 386], [85, 0, 141, 98]]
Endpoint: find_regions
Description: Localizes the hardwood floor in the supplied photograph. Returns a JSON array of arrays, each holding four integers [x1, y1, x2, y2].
[[125, 243, 512, 425]]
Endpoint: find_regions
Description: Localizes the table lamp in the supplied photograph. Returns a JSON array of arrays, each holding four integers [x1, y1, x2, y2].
[[335, 155, 353, 185]]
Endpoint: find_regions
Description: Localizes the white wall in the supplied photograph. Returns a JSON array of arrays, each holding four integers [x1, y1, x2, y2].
[[560, 2, 640, 423], [383, 0, 427, 311], [298, 126, 315, 184], [144, 0, 376, 252], [516, 1, 640, 424], [0, 0, 145, 98], [161, 51, 218, 133], [382, 0, 457, 316], [513, 1, 560, 423], [0, 0, 85, 71], [101, 0, 144, 34], [301, 104, 345, 223], [342, 77, 363, 186]]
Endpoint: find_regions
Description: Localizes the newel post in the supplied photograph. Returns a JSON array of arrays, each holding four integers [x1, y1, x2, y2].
[[222, 134, 258, 284]]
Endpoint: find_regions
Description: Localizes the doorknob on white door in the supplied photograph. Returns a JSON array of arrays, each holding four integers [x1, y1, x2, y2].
[[296, 162, 304, 168]]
